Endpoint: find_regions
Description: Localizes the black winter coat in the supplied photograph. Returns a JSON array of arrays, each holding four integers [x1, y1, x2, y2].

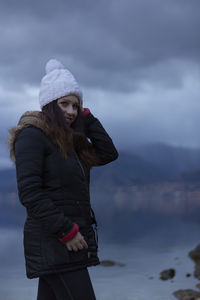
[[8, 111, 118, 278]]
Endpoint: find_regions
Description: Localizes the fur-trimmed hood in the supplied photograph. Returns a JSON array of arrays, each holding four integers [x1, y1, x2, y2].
[[7, 110, 104, 167], [8, 111, 50, 163]]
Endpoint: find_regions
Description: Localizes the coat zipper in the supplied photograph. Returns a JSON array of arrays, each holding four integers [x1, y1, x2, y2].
[[74, 151, 89, 194], [74, 151, 98, 246]]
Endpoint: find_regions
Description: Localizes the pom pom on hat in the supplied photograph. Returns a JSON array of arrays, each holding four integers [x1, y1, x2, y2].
[[39, 58, 83, 109], [45, 59, 65, 74]]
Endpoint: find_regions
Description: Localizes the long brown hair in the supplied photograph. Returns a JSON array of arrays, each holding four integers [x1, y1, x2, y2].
[[42, 99, 99, 167]]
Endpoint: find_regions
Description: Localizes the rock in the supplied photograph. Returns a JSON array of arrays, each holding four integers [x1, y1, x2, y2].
[[160, 268, 175, 280], [195, 264, 200, 280], [173, 289, 200, 300], [189, 245, 200, 263], [189, 245, 200, 279], [196, 283, 200, 289], [173, 246, 200, 299], [100, 260, 125, 267]]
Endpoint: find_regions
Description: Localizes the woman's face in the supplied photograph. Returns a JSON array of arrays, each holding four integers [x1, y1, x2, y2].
[[57, 94, 79, 126]]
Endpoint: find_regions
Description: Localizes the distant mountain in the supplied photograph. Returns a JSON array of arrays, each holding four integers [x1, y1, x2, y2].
[[90, 151, 167, 188], [131, 143, 200, 175], [91, 144, 200, 188]]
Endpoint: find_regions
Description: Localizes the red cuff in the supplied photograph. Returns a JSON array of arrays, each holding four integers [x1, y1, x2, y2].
[[82, 108, 90, 116], [59, 223, 79, 244]]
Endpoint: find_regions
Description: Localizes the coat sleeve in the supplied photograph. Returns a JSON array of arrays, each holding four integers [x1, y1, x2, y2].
[[14, 127, 74, 238], [85, 113, 119, 166]]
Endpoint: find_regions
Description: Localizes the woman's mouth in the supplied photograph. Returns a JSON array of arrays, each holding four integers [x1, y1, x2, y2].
[[65, 117, 73, 123]]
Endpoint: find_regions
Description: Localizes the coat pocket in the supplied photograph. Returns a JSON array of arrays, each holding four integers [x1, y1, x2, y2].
[[41, 234, 88, 267], [41, 235, 70, 266], [67, 247, 88, 264]]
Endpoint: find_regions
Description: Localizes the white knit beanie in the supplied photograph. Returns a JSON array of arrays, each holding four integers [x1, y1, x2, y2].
[[39, 59, 83, 109]]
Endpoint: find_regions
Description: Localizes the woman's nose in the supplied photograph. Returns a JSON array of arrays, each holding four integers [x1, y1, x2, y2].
[[66, 105, 74, 114]]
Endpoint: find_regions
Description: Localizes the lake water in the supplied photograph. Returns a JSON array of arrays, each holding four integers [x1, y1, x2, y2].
[[1, 220, 200, 300]]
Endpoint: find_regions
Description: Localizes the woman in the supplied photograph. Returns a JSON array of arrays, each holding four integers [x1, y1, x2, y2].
[[8, 59, 118, 300]]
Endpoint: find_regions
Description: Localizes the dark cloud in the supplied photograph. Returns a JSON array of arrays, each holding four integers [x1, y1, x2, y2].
[[0, 0, 199, 91]]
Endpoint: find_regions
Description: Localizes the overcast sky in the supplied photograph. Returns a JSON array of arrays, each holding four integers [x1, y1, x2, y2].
[[0, 0, 200, 169]]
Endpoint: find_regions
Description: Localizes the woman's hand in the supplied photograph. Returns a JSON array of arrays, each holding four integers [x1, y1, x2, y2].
[[81, 108, 90, 116], [65, 232, 88, 252]]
